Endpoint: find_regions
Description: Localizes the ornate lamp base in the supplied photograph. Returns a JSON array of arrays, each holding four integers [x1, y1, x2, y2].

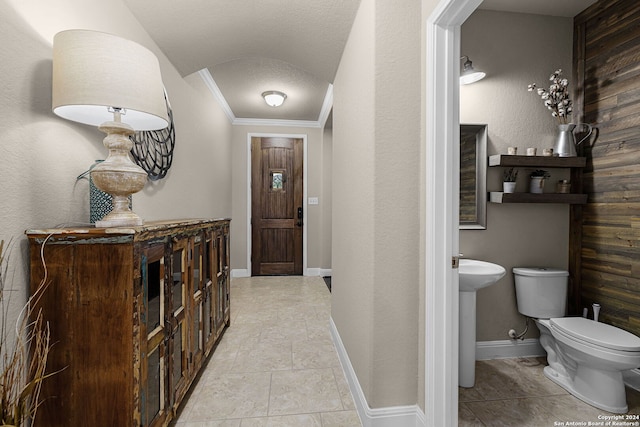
[[95, 195, 143, 227], [91, 118, 147, 228]]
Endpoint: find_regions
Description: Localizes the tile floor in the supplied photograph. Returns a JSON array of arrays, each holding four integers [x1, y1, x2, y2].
[[175, 275, 640, 427], [174, 276, 362, 427], [460, 357, 640, 426]]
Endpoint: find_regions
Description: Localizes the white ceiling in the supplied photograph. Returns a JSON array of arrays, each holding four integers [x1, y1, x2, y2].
[[124, 0, 361, 125], [479, 0, 598, 17], [124, 0, 598, 125]]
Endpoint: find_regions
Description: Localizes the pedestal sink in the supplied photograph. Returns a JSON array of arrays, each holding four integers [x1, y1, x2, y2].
[[459, 259, 506, 387]]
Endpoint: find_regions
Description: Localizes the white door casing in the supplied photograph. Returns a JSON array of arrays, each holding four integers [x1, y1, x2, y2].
[[424, 0, 482, 425]]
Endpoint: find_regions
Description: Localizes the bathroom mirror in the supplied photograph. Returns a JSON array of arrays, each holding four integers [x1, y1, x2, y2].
[[460, 124, 487, 229]]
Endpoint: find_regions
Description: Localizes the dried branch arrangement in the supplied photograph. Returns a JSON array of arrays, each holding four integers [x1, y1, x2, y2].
[[0, 240, 52, 427], [528, 69, 573, 124]]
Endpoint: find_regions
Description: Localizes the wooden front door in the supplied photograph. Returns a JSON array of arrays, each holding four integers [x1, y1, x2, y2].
[[251, 137, 303, 275]]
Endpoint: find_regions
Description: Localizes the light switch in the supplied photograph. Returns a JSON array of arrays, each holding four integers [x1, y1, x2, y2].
[[308, 197, 319, 205]]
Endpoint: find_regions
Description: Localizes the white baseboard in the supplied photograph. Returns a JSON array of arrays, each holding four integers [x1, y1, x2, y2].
[[475, 339, 545, 360], [232, 268, 332, 278], [306, 268, 332, 277], [330, 317, 424, 427], [231, 269, 250, 278], [326, 330, 640, 426]]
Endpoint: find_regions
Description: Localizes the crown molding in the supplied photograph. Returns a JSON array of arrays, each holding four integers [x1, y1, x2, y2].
[[318, 84, 333, 128], [197, 69, 236, 123], [198, 68, 332, 129], [232, 117, 322, 128]]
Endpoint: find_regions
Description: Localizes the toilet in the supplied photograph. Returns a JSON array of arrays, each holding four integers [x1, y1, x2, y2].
[[513, 267, 640, 413]]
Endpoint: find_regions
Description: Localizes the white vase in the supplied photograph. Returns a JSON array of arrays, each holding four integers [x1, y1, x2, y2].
[[530, 177, 545, 193], [503, 182, 516, 193]]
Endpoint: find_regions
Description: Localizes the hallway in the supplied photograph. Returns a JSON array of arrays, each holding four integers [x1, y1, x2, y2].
[[174, 276, 362, 426]]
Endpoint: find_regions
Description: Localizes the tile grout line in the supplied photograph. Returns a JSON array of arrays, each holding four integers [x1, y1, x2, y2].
[[330, 365, 346, 412], [179, 277, 360, 426], [459, 402, 487, 427], [266, 370, 274, 420]]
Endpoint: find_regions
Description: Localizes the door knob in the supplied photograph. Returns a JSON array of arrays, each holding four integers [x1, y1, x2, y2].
[[297, 207, 303, 227]]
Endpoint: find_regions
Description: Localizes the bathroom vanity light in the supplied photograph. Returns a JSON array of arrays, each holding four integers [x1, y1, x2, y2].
[[460, 56, 486, 85], [262, 90, 287, 107], [52, 29, 168, 227]]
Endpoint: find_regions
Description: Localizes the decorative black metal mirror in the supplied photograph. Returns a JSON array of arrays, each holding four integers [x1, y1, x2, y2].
[[130, 89, 175, 181]]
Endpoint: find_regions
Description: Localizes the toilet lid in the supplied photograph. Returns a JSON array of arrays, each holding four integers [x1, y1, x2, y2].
[[550, 317, 640, 352], [513, 267, 569, 277]]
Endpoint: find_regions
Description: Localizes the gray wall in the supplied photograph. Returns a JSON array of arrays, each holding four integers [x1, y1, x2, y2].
[[322, 126, 333, 270], [2, 0, 334, 335], [0, 0, 232, 336], [460, 10, 574, 341], [332, 0, 421, 408]]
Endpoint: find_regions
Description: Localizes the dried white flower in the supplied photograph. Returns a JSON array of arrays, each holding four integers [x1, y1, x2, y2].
[[529, 69, 572, 124]]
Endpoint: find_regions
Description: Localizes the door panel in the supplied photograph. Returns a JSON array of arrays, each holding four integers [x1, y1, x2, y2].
[[190, 236, 204, 369], [170, 239, 188, 407], [141, 244, 168, 427], [251, 137, 303, 275]]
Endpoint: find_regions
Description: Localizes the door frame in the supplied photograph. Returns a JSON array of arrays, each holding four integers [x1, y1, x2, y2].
[[425, 0, 481, 425], [246, 133, 308, 276]]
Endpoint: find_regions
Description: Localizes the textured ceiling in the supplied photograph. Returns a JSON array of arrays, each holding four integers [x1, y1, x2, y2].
[[209, 57, 330, 121], [124, 0, 597, 125], [479, 0, 598, 17], [124, 0, 361, 124]]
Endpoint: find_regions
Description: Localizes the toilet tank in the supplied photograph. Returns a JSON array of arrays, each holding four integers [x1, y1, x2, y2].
[[513, 267, 569, 318]]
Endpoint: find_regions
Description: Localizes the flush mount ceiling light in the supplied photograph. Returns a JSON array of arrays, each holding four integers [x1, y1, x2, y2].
[[460, 56, 486, 85], [262, 90, 287, 107]]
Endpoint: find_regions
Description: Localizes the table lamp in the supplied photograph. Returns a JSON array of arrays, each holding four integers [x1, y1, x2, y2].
[[52, 29, 168, 227]]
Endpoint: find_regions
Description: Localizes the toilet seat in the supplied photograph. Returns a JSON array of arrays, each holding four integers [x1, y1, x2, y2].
[[550, 317, 640, 352]]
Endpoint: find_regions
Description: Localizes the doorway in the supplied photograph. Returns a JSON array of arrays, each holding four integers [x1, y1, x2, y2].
[[425, 0, 482, 425], [249, 134, 307, 276]]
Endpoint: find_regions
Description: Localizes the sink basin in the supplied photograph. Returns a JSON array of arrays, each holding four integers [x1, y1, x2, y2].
[[459, 259, 506, 292], [458, 259, 506, 388]]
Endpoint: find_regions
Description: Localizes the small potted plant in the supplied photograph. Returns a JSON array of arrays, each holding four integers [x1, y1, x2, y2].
[[503, 167, 518, 193], [530, 169, 550, 194]]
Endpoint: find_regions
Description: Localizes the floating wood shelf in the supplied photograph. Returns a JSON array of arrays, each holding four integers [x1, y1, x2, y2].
[[489, 192, 588, 204], [488, 155, 587, 204], [489, 155, 586, 168]]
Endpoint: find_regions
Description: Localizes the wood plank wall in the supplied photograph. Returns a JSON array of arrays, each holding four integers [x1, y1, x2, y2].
[[573, 0, 640, 333], [460, 129, 477, 223]]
